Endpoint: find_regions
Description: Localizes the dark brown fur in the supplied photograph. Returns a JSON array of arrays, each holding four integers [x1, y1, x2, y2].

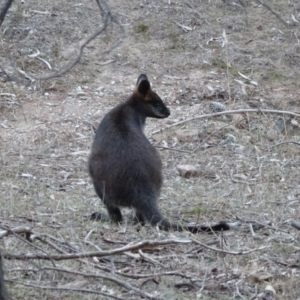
[[89, 74, 231, 233], [89, 74, 173, 230]]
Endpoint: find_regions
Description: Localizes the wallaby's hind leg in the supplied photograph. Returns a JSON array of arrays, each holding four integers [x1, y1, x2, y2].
[[106, 205, 123, 223], [90, 182, 109, 221], [90, 181, 122, 223], [135, 201, 171, 230], [134, 211, 146, 225]]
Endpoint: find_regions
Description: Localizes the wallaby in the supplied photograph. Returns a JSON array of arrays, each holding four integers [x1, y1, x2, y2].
[[89, 74, 232, 233], [0, 254, 9, 300]]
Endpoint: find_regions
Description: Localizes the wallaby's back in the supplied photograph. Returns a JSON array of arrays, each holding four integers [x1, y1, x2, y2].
[[89, 74, 171, 227]]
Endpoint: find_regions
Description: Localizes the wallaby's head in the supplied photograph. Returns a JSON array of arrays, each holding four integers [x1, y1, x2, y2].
[[133, 74, 170, 119]]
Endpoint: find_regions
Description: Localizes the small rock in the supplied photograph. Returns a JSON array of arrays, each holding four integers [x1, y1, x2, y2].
[[177, 165, 200, 178], [209, 101, 226, 112], [76, 86, 86, 97]]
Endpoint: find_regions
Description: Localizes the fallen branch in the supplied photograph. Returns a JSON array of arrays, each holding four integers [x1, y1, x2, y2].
[[4, 238, 191, 260], [0, 226, 32, 239], [151, 109, 300, 136], [0, 226, 60, 266]]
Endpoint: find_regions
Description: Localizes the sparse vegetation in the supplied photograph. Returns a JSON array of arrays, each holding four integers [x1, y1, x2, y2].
[[1, 0, 300, 299], [135, 22, 148, 33]]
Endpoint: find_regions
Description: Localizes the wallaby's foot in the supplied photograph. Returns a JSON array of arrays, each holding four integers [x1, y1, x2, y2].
[[133, 211, 146, 226], [91, 206, 123, 223], [91, 211, 147, 227], [107, 206, 123, 223]]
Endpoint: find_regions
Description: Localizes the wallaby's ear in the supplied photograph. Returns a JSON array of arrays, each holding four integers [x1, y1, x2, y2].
[[137, 74, 151, 96]]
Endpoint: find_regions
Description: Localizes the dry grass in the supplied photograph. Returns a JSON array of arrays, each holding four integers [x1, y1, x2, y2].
[[1, 0, 300, 299]]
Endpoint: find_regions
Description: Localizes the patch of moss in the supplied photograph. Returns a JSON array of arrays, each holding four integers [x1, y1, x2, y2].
[[135, 22, 149, 34], [261, 70, 285, 82], [201, 57, 237, 77], [169, 30, 179, 44], [190, 207, 203, 217]]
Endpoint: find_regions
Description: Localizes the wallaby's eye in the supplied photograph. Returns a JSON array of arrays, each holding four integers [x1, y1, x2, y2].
[[153, 102, 162, 108]]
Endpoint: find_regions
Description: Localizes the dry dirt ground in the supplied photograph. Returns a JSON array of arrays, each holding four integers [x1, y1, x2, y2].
[[1, 0, 300, 299]]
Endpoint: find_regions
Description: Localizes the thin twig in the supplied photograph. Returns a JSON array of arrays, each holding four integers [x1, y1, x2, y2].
[[236, 280, 247, 300], [230, 170, 262, 185], [37, 0, 124, 81], [248, 223, 256, 238], [0, 226, 32, 238], [237, 218, 292, 235], [151, 109, 300, 136], [8, 230, 57, 267], [156, 146, 192, 153], [194, 119, 243, 153], [192, 238, 268, 255], [42, 233, 79, 253], [256, 0, 288, 27], [6, 280, 125, 300], [31, 235, 68, 254], [138, 250, 166, 268], [265, 140, 300, 151]]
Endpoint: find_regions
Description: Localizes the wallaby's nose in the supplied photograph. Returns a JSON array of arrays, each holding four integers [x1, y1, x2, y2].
[[165, 108, 170, 117]]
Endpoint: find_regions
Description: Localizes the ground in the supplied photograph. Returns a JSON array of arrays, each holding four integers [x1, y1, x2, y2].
[[0, 0, 300, 299]]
